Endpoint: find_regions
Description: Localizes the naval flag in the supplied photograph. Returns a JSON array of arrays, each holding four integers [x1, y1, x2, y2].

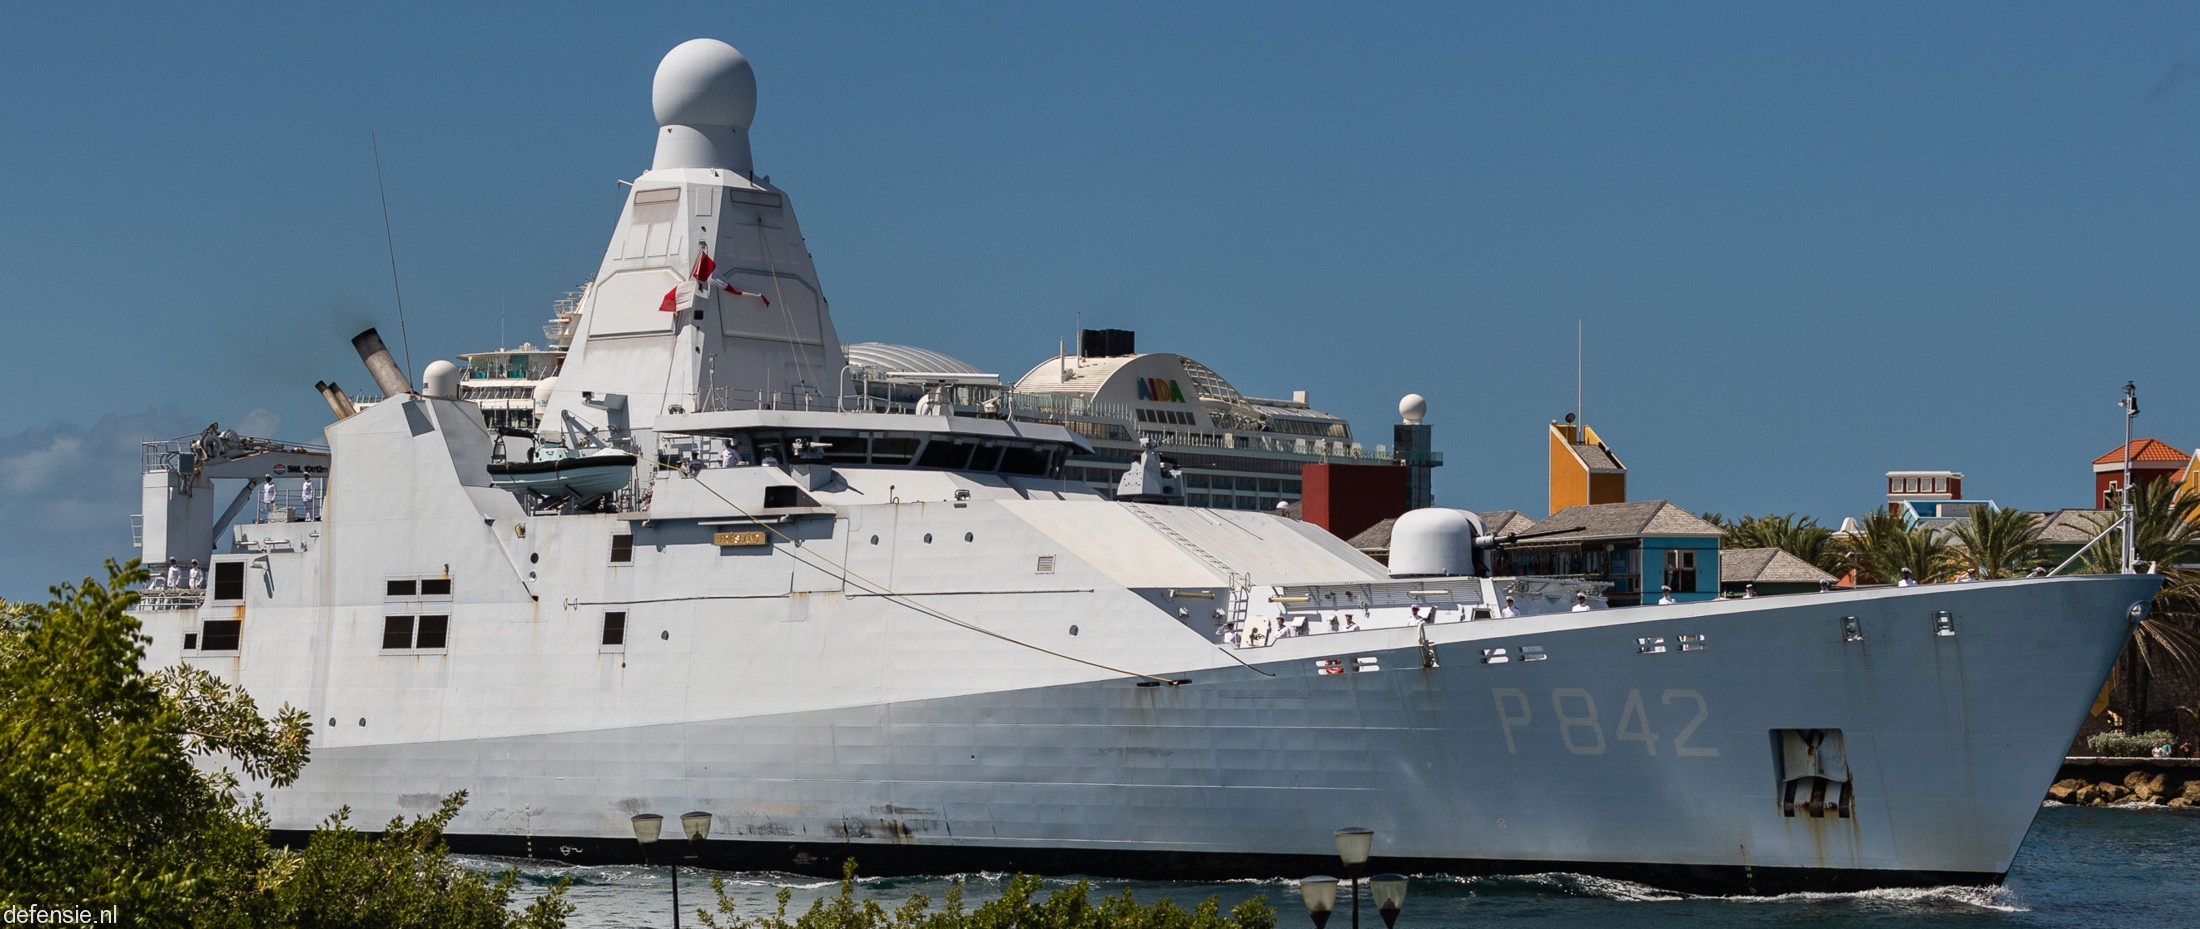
[[705, 271, 770, 307], [658, 280, 698, 313], [662, 248, 769, 309]]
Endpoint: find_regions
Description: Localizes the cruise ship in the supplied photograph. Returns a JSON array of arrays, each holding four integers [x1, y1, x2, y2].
[[839, 333, 1381, 511], [127, 38, 2162, 894]]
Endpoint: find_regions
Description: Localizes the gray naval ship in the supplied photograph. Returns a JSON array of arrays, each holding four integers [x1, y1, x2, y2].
[[130, 38, 2162, 894]]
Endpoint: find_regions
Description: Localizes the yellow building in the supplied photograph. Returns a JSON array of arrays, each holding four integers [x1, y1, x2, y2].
[[1549, 420, 1627, 516]]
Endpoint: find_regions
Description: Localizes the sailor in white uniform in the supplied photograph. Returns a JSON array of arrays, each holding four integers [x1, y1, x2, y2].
[[187, 560, 205, 590], [164, 558, 182, 589], [259, 476, 276, 520], [301, 474, 317, 520], [1571, 592, 1593, 612], [1897, 567, 1918, 587], [1657, 585, 1677, 605], [1499, 597, 1517, 618]]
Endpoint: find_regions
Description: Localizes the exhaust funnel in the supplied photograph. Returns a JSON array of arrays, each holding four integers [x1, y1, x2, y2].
[[351, 328, 413, 398], [315, 381, 358, 420]]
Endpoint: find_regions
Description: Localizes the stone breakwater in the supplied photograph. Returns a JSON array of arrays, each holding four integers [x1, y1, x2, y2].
[[2047, 757, 2200, 806]]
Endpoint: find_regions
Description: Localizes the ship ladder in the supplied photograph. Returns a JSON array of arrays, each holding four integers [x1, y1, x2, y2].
[[1126, 504, 1235, 579], [1225, 572, 1252, 628]]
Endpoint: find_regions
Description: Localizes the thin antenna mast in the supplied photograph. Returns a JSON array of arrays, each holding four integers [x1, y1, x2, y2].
[[371, 132, 415, 383], [1576, 319, 1584, 428]]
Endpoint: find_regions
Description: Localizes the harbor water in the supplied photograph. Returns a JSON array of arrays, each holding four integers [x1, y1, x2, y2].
[[467, 805, 2200, 928]]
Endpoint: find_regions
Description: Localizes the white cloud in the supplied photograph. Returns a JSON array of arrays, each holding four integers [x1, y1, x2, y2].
[[0, 409, 201, 600], [234, 408, 282, 439], [0, 434, 84, 494]]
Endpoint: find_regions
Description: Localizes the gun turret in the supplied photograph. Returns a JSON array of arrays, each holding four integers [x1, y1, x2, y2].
[[1476, 525, 1586, 550]]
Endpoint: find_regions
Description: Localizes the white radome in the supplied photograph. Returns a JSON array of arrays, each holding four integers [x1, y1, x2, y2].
[[422, 360, 461, 399], [653, 38, 757, 129], [1387, 507, 1484, 577], [1399, 393, 1427, 425]]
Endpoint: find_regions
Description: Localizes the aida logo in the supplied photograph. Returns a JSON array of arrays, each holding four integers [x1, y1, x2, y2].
[[1135, 378, 1187, 403]]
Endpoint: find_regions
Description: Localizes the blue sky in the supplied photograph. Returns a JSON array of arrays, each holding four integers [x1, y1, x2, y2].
[[1, 2, 2194, 598]]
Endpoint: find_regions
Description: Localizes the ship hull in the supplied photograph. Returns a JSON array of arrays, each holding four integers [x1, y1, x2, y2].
[[236, 575, 2154, 895]]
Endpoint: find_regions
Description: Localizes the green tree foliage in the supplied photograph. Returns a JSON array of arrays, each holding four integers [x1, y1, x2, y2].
[[2081, 480, 2200, 726], [263, 794, 573, 929], [2085, 729, 2178, 758], [698, 859, 1279, 929], [0, 560, 274, 924], [1947, 507, 2048, 579], [0, 560, 568, 927], [1841, 510, 1953, 584], [1705, 513, 1841, 576]]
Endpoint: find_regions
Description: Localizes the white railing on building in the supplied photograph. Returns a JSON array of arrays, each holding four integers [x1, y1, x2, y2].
[[138, 587, 205, 611]]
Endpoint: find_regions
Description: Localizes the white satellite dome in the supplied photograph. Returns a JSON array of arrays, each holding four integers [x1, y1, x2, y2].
[[653, 38, 757, 129], [1399, 393, 1428, 425], [422, 359, 461, 399], [650, 39, 759, 172]]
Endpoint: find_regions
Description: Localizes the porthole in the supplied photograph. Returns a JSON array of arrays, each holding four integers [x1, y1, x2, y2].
[[924, 533, 933, 544], [1069, 625, 1080, 636], [327, 717, 336, 727], [529, 553, 539, 564], [964, 532, 974, 543], [870, 535, 880, 545], [661, 630, 670, 640], [358, 718, 367, 727]]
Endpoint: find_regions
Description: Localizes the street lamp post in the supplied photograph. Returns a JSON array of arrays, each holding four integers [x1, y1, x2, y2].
[[1301, 827, 1405, 929], [2121, 381, 2139, 573], [632, 810, 714, 929]]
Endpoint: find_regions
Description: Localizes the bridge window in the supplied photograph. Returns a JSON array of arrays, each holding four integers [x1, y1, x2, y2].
[[871, 437, 919, 464], [212, 562, 245, 601], [917, 441, 973, 470]]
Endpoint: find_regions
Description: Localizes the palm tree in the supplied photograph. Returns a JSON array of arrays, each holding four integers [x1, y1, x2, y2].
[[2080, 479, 2200, 728], [1892, 525, 1957, 583], [1711, 513, 1843, 576], [1842, 509, 1926, 584], [1948, 507, 2047, 579]]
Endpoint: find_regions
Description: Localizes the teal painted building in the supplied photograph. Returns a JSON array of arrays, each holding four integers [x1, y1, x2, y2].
[[1501, 500, 1724, 606]]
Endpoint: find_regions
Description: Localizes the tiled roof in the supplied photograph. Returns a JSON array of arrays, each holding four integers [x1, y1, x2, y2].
[[1525, 500, 1724, 542], [1480, 510, 1537, 537], [2093, 438, 2189, 466], [1572, 444, 1622, 471], [1720, 548, 1836, 584], [2036, 508, 2111, 544], [1348, 517, 1397, 551]]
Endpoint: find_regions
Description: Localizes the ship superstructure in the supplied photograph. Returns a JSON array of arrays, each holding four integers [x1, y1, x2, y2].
[[127, 38, 2163, 895]]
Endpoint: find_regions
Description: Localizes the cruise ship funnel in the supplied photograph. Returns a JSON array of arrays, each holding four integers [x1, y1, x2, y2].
[[351, 328, 413, 398]]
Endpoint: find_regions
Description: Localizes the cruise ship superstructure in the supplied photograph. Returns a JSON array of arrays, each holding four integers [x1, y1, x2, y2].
[[129, 38, 2162, 894]]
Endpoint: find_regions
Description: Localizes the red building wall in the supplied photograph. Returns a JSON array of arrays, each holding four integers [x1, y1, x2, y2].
[[2095, 465, 2180, 508], [1300, 462, 1408, 542]]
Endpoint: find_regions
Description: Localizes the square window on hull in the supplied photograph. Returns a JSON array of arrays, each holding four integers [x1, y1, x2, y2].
[[200, 620, 240, 651], [602, 612, 627, 646]]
